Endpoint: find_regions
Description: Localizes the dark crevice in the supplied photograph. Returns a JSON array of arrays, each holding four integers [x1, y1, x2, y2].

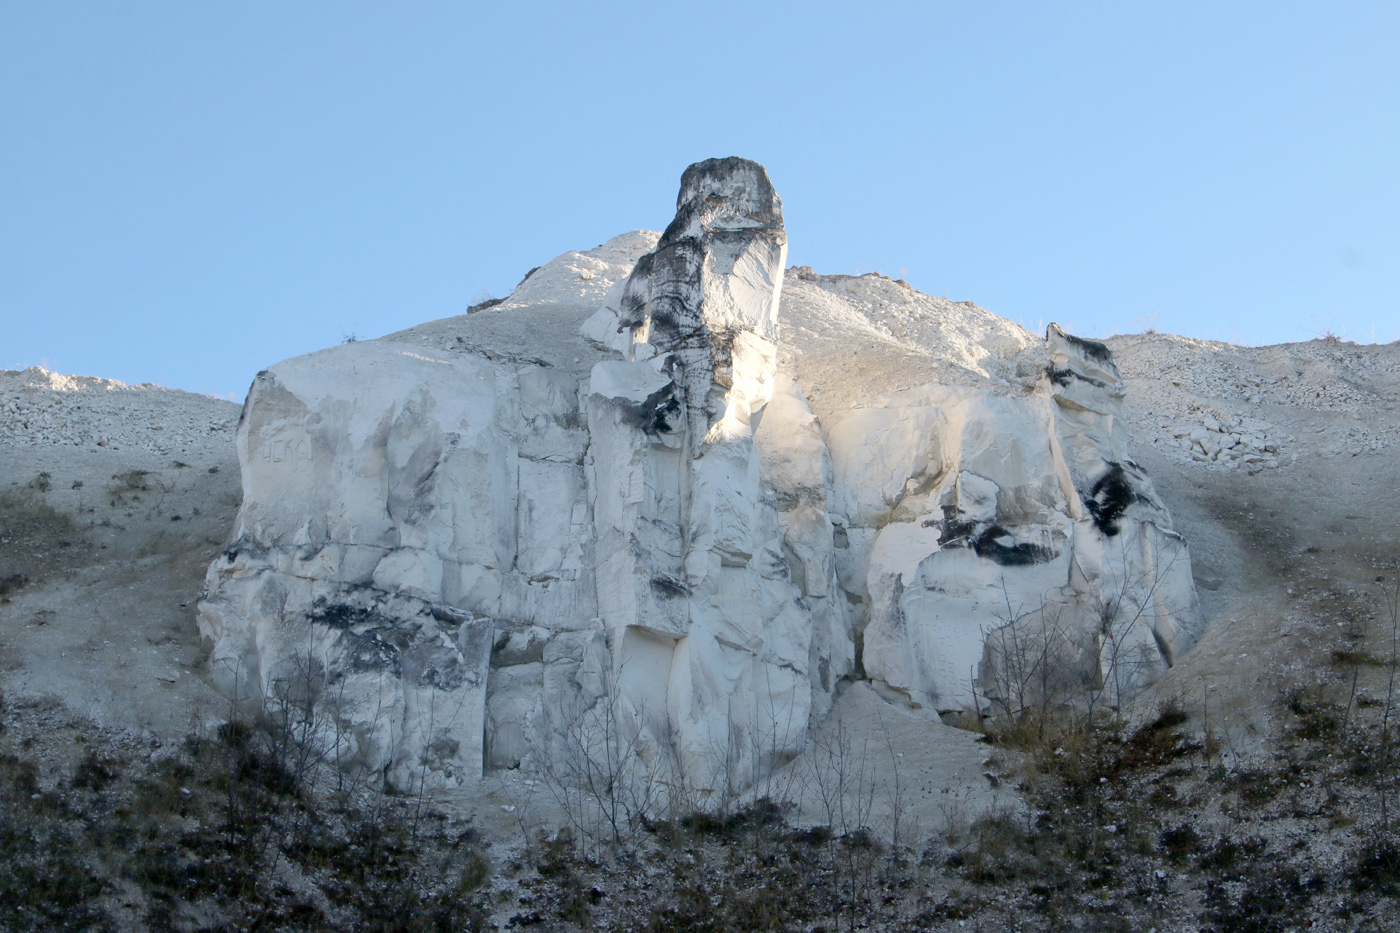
[[650, 574, 689, 599]]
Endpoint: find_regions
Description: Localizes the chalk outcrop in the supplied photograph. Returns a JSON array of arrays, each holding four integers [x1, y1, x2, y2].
[[842, 325, 1201, 715], [198, 158, 1203, 795]]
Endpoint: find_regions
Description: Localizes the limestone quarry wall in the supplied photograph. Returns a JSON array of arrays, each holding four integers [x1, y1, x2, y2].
[[197, 158, 1203, 798]]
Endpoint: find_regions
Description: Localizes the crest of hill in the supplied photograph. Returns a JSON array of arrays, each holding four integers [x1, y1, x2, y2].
[[1104, 330, 1400, 472], [4, 367, 133, 394], [1, 365, 240, 456], [775, 267, 1046, 419], [380, 234, 1046, 420], [380, 230, 661, 375], [1108, 330, 1400, 415]]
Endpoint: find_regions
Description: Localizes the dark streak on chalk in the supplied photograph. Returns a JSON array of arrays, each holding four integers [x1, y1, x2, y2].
[[1084, 462, 1133, 537], [1047, 365, 1109, 389], [618, 381, 683, 435], [1060, 332, 1114, 364], [650, 574, 689, 599], [972, 525, 1057, 566]]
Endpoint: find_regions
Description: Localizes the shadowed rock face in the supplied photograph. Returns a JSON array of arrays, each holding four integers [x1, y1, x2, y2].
[[197, 158, 1202, 798]]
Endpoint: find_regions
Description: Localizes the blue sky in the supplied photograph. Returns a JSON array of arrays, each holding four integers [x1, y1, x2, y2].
[[3, 3, 1397, 400]]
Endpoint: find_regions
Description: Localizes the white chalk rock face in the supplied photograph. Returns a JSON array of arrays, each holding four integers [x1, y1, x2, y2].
[[198, 234, 652, 789], [198, 342, 509, 787], [199, 157, 1202, 795], [581, 158, 825, 798], [841, 325, 1203, 713]]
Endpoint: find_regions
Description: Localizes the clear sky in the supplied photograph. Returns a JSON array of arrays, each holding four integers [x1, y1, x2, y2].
[[3, 3, 1397, 400]]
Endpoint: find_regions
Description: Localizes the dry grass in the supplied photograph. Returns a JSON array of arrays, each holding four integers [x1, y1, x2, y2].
[[0, 488, 93, 596], [0, 695, 491, 931]]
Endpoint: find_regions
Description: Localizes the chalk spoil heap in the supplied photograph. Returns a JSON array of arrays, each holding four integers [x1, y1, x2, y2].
[[0, 367, 237, 456], [197, 158, 1203, 798]]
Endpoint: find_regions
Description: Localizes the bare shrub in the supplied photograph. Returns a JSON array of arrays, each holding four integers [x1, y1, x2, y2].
[[0, 694, 490, 931], [543, 659, 664, 857]]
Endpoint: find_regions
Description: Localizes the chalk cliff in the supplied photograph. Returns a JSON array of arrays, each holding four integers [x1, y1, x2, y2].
[[198, 158, 1202, 796]]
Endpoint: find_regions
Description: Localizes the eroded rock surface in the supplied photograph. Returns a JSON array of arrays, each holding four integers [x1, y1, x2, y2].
[[198, 158, 1202, 796]]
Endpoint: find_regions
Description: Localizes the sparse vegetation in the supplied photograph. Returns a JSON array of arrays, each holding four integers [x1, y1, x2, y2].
[[0, 690, 490, 931], [485, 574, 1400, 932], [0, 488, 92, 596], [467, 289, 505, 313], [110, 468, 151, 492]]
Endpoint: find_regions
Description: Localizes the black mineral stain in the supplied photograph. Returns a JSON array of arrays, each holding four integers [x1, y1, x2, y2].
[[619, 382, 682, 435], [429, 605, 472, 628], [345, 630, 401, 676], [308, 595, 378, 630], [402, 640, 464, 690], [617, 251, 654, 330], [651, 393, 681, 433], [661, 197, 704, 248], [661, 157, 781, 247], [1046, 364, 1109, 389], [223, 536, 270, 565], [972, 525, 1056, 566], [937, 504, 977, 545], [1084, 463, 1133, 537], [936, 504, 1057, 566], [650, 574, 689, 599], [1061, 332, 1114, 364], [645, 239, 706, 348]]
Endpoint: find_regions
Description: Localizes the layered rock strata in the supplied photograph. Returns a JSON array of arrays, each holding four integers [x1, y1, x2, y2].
[[198, 158, 1202, 796]]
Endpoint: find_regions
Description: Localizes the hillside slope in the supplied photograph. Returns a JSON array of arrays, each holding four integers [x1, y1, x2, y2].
[[2, 307, 1397, 931]]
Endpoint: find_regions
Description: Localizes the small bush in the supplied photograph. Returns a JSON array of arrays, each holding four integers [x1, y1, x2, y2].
[[1352, 841, 1400, 894], [1202, 864, 1323, 933], [0, 490, 90, 586], [674, 797, 786, 837], [0, 573, 27, 599], [960, 809, 1035, 883], [71, 749, 120, 791], [1198, 834, 1268, 874], [1119, 704, 1198, 769], [1285, 686, 1343, 740], [1158, 824, 1202, 864], [109, 469, 150, 491]]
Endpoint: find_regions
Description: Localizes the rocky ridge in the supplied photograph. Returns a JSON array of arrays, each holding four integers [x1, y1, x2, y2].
[[1109, 333, 1399, 472], [0, 366, 239, 456]]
